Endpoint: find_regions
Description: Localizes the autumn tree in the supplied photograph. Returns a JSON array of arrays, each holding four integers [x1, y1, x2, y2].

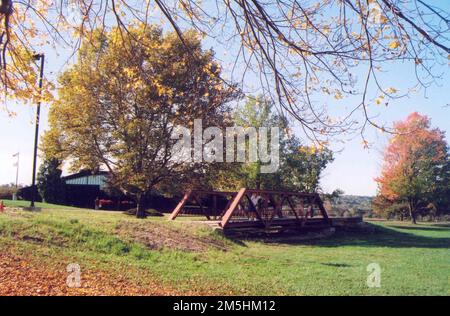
[[42, 25, 239, 218], [1, 1, 449, 141], [375, 112, 449, 223]]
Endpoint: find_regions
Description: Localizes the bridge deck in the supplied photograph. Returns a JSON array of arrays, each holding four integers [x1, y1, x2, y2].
[[196, 216, 363, 231]]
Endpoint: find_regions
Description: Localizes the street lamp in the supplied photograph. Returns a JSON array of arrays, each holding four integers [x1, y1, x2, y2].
[[30, 53, 45, 209]]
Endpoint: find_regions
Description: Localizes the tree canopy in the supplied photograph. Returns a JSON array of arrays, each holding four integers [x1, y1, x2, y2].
[[375, 112, 450, 223], [42, 25, 239, 217]]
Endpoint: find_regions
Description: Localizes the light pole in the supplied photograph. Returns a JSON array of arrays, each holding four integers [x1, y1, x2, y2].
[[30, 53, 44, 209], [13, 152, 19, 188], [12, 152, 19, 201]]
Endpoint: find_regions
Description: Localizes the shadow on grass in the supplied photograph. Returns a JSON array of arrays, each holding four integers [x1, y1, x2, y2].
[[320, 262, 352, 268], [229, 223, 450, 249], [389, 225, 450, 232], [301, 224, 450, 249], [432, 223, 450, 228]]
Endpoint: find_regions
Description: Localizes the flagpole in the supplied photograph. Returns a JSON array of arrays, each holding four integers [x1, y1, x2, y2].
[[12, 152, 20, 201]]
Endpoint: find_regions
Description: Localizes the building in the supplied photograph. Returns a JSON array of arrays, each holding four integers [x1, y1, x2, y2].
[[19, 169, 176, 211], [62, 170, 176, 211], [62, 170, 111, 208]]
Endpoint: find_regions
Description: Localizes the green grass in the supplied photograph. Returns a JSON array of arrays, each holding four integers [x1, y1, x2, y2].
[[0, 203, 448, 295], [2, 199, 86, 210]]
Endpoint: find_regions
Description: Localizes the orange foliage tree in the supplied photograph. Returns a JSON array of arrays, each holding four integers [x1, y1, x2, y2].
[[375, 112, 449, 223]]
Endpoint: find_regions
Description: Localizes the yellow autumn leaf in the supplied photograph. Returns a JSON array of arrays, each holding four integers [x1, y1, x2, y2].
[[387, 87, 397, 94], [388, 41, 399, 49], [375, 95, 384, 105], [334, 91, 343, 100], [378, 14, 388, 24]]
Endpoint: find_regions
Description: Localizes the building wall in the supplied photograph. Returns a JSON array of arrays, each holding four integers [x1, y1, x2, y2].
[[64, 184, 104, 208]]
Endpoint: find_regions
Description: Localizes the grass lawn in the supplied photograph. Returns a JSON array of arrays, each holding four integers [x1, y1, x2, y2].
[[2, 199, 85, 210], [0, 200, 449, 295]]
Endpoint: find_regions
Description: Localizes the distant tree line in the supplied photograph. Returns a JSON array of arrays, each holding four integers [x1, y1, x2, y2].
[[0, 183, 20, 200], [324, 193, 376, 218]]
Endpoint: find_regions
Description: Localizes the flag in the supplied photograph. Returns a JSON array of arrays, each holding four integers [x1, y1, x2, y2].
[[13, 162, 18, 167]]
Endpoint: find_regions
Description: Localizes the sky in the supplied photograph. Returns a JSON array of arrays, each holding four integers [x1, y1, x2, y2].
[[0, 3, 449, 196], [319, 61, 450, 196]]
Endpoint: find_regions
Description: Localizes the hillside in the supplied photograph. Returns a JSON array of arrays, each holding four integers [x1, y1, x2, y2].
[[327, 195, 374, 218]]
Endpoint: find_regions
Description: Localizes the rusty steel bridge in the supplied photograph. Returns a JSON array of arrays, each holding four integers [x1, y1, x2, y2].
[[168, 188, 350, 231]]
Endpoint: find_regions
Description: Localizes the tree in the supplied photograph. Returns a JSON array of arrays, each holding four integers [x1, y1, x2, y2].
[[375, 112, 449, 223], [37, 158, 65, 204], [1, 1, 449, 141], [323, 188, 345, 205], [42, 25, 239, 218], [432, 152, 450, 218], [280, 137, 333, 192], [211, 95, 333, 192], [232, 96, 286, 190], [372, 194, 409, 220]]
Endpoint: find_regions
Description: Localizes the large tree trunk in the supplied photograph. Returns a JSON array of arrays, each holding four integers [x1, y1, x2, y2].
[[408, 200, 417, 224], [136, 194, 146, 219], [410, 211, 417, 224]]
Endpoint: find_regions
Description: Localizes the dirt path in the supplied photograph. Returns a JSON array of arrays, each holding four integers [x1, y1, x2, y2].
[[0, 251, 174, 296]]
